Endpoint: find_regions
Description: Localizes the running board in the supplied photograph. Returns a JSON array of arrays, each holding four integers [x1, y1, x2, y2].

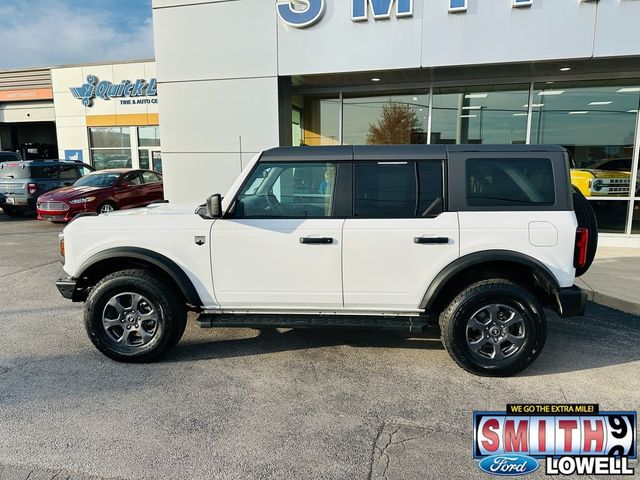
[[195, 313, 428, 332]]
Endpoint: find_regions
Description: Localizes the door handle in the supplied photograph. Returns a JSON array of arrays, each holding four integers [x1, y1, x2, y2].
[[414, 236, 449, 244], [300, 237, 333, 244]]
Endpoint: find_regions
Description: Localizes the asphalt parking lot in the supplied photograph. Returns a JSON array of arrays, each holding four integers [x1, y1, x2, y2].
[[0, 211, 639, 480]]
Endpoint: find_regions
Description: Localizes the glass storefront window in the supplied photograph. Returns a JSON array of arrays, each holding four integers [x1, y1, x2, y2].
[[431, 84, 529, 145], [632, 201, 640, 234], [89, 127, 131, 148], [91, 148, 132, 170], [531, 80, 640, 198], [292, 95, 339, 146], [588, 200, 630, 234], [343, 92, 428, 145], [138, 126, 161, 147]]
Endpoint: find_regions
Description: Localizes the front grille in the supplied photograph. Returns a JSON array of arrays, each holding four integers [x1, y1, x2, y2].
[[38, 201, 69, 212]]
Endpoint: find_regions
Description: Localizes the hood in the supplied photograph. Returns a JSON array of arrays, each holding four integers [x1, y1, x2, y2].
[[39, 185, 104, 201], [574, 169, 631, 179], [102, 202, 200, 217]]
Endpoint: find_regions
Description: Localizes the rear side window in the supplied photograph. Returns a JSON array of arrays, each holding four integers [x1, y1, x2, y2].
[[466, 158, 555, 207], [142, 171, 162, 183], [0, 164, 30, 179], [354, 161, 444, 218]]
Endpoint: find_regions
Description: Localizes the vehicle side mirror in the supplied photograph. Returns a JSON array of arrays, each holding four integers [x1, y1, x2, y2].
[[197, 193, 223, 219]]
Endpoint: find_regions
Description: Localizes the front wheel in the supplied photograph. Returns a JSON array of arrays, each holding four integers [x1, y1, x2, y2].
[[84, 269, 187, 362], [97, 201, 116, 214], [439, 279, 546, 377]]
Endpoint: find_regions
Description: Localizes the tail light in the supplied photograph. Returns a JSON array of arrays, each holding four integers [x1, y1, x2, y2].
[[27, 183, 38, 195], [574, 227, 589, 269]]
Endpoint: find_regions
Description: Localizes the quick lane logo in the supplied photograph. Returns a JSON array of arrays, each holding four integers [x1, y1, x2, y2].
[[276, 0, 413, 28], [70, 75, 158, 107]]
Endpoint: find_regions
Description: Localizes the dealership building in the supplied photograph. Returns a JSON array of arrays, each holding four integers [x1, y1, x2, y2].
[[0, 59, 162, 171], [150, 0, 640, 246]]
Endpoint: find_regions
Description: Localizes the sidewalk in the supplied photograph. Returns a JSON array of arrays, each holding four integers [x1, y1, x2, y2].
[[575, 246, 640, 316]]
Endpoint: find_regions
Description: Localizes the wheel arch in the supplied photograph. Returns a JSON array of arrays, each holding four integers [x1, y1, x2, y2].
[[421, 250, 561, 313], [75, 247, 203, 309]]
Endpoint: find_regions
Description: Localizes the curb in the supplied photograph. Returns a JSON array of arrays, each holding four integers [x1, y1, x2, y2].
[[578, 283, 640, 317]]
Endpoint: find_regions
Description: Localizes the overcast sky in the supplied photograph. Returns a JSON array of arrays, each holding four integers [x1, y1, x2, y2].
[[0, 0, 154, 70]]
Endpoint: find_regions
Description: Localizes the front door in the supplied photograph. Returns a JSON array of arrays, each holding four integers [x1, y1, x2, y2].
[[342, 158, 459, 311], [211, 160, 344, 309]]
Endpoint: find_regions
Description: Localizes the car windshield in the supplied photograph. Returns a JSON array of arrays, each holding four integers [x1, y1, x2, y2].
[[74, 173, 120, 187]]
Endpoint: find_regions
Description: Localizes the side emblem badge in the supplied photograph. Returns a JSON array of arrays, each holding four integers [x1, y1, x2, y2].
[[195, 236, 206, 246]]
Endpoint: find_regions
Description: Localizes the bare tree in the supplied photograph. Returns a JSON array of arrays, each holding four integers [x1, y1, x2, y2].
[[366, 103, 423, 144]]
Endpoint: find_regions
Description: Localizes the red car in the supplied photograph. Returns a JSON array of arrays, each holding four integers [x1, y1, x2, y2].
[[37, 169, 164, 222]]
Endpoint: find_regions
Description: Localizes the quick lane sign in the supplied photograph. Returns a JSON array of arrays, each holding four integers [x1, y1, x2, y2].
[[70, 75, 158, 107], [277, 0, 413, 28]]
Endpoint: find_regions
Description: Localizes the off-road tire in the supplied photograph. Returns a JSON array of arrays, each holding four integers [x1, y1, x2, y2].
[[572, 186, 598, 277], [84, 269, 187, 363], [439, 279, 546, 377]]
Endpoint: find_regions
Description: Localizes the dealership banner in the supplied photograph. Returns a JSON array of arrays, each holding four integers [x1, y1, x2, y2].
[[473, 404, 637, 476]]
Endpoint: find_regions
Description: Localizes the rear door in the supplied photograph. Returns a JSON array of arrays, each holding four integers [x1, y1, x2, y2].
[[342, 147, 459, 311]]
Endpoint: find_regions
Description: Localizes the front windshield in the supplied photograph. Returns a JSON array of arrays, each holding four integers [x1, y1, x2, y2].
[[74, 173, 120, 187]]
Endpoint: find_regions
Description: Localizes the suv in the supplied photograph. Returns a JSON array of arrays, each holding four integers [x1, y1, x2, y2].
[[56, 145, 596, 376], [0, 160, 94, 217]]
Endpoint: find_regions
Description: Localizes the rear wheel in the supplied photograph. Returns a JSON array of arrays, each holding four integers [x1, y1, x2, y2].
[[439, 279, 546, 377], [84, 269, 187, 362], [572, 186, 598, 277]]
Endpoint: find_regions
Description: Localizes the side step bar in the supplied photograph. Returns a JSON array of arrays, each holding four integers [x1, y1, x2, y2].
[[196, 313, 428, 332]]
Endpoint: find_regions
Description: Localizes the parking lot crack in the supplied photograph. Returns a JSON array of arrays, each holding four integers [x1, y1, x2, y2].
[[0, 261, 59, 279]]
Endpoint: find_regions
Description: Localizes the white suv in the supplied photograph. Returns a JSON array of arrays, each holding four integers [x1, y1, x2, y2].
[[56, 145, 596, 376]]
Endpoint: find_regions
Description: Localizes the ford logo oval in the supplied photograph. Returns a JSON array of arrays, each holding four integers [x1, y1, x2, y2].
[[478, 454, 540, 476]]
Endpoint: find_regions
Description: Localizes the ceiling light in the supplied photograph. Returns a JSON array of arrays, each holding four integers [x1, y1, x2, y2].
[[465, 93, 488, 99], [560, 67, 572, 72], [371, 77, 381, 82], [617, 87, 640, 93], [538, 90, 565, 96], [628, 109, 639, 113], [459, 114, 477, 118], [588, 101, 612, 105], [462, 105, 482, 110], [546, 81, 555, 84], [412, 96, 418, 101], [523, 104, 545, 108], [568, 111, 588, 115], [513, 113, 528, 116]]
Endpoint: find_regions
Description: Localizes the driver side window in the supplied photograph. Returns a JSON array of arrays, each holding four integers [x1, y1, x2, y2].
[[232, 162, 336, 218]]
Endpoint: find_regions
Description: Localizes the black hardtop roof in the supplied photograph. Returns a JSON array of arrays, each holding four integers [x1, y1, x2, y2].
[[260, 144, 567, 162]]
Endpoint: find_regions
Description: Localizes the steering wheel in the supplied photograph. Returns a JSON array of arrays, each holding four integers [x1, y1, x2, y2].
[[265, 191, 281, 216]]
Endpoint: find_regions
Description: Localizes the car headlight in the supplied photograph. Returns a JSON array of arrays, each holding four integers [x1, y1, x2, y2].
[[591, 179, 603, 191], [69, 196, 96, 204]]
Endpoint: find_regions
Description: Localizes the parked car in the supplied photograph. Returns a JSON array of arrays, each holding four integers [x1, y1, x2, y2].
[[570, 157, 632, 197], [0, 160, 94, 217], [56, 145, 596, 376], [0, 151, 22, 162], [37, 169, 164, 222]]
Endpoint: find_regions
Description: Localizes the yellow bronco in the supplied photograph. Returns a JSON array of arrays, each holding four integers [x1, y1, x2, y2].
[[570, 158, 631, 197]]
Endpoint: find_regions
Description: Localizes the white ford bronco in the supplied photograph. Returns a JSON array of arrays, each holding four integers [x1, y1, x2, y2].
[[56, 145, 596, 376]]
